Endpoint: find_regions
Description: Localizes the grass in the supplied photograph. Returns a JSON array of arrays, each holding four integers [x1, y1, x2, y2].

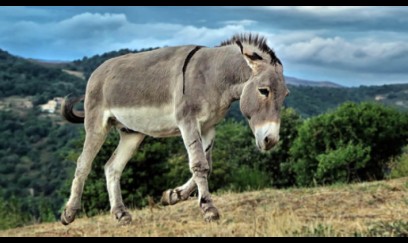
[[1, 177, 407, 237]]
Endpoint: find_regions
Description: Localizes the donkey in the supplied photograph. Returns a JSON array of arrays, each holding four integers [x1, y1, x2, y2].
[[60, 33, 289, 225]]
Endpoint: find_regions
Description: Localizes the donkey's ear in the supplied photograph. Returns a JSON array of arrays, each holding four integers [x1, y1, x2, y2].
[[243, 51, 264, 73]]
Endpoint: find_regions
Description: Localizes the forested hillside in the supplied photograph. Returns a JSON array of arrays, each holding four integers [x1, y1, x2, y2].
[[0, 49, 85, 105]]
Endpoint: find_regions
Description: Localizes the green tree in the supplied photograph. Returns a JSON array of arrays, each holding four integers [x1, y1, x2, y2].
[[288, 102, 408, 186]]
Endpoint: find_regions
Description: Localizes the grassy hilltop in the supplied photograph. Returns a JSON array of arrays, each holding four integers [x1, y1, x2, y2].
[[1, 177, 407, 237]]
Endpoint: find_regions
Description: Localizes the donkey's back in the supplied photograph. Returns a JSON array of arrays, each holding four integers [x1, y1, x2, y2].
[[89, 45, 197, 108]]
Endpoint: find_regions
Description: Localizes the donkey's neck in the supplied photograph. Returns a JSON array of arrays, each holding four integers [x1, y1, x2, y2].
[[215, 45, 252, 101]]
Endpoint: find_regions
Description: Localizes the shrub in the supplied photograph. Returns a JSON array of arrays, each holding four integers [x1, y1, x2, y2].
[[388, 152, 408, 179], [289, 102, 408, 186]]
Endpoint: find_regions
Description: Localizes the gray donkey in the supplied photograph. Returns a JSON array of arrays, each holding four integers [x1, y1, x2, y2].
[[60, 33, 289, 225]]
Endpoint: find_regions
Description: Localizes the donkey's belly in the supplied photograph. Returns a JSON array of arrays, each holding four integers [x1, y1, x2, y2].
[[110, 106, 180, 137]]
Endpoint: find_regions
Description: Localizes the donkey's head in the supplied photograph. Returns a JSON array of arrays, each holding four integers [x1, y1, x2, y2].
[[234, 35, 289, 151]]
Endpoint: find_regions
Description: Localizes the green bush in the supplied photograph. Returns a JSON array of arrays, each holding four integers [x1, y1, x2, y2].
[[315, 143, 371, 184], [0, 195, 31, 230], [289, 102, 408, 186], [226, 165, 270, 191], [389, 152, 408, 179]]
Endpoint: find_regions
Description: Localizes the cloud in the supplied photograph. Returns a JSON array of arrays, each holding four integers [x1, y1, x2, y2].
[[220, 19, 257, 26], [0, 6, 407, 86], [56, 12, 128, 38], [0, 11, 252, 59], [277, 36, 408, 74], [235, 6, 408, 33]]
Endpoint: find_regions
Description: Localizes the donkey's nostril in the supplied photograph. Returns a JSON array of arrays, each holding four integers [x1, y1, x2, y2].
[[264, 137, 269, 144], [262, 135, 278, 150]]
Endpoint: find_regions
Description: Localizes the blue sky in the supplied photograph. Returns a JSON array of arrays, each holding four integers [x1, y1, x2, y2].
[[1, 6, 408, 87]]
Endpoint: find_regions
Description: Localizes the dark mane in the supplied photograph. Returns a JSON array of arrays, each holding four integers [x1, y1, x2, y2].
[[219, 33, 282, 65]]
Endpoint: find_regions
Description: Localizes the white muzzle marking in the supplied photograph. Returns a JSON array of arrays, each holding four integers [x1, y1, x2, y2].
[[254, 122, 280, 151]]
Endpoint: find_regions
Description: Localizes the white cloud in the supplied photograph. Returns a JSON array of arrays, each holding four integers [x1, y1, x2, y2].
[[57, 12, 128, 35], [277, 36, 408, 73]]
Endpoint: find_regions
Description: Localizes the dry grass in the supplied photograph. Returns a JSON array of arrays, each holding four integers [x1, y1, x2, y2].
[[1, 177, 407, 237]]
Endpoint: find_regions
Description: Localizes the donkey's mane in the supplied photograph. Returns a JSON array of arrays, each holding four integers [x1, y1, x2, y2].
[[219, 33, 281, 65]]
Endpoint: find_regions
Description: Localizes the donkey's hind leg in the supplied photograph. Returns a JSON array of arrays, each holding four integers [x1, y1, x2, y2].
[[61, 121, 110, 225], [161, 128, 215, 206], [104, 130, 145, 225]]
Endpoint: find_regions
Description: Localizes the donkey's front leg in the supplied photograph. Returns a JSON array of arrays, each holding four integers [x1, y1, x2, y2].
[[179, 122, 220, 221], [161, 128, 215, 206]]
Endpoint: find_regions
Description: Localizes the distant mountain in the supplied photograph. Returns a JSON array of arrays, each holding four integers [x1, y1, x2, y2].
[[285, 76, 343, 88]]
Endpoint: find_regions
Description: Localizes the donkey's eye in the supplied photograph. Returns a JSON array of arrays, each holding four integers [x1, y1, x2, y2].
[[258, 88, 270, 97]]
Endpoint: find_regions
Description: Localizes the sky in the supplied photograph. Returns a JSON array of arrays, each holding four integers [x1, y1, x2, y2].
[[1, 6, 408, 87]]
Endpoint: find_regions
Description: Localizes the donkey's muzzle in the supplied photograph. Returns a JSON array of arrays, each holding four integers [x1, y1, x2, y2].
[[255, 122, 280, 151]]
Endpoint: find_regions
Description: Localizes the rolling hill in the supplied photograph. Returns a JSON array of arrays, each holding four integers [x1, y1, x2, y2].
[[0, 49, 85, 104], [0, 177, 407, 236]]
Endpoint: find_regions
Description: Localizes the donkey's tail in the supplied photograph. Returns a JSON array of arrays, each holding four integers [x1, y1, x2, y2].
[[61, 95, 85, 124]]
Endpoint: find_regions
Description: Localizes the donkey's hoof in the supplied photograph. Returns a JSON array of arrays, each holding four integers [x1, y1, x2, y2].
[[203, 207, 220, 222], [115, 211, 132, 225], [161, 189, 177, 206], [61, 208, 77, 226]]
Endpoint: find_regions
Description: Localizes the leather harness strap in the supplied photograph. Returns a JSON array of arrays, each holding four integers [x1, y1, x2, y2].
[[182, 46, 203, 95]]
